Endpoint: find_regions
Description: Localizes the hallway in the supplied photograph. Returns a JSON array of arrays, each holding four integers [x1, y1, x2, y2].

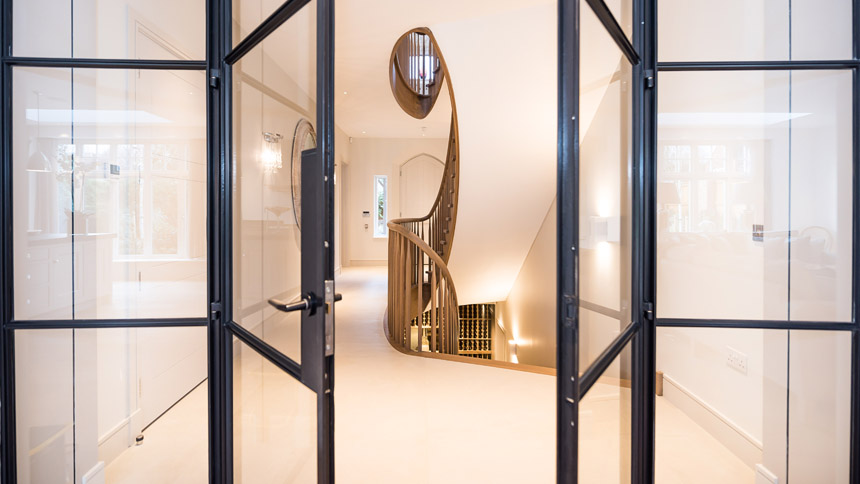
[[103, 266, 752, 483], [334, 267, 555, 482]]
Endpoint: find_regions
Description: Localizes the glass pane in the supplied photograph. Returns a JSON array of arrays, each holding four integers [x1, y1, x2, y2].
[[233, 338, 317, 483], [232, 0, 317, 363], [603, 0, 632, 43], [13, 67, 208, 321], [15, 327, 208, 484], [579, 307, 628, 373], [13, 0, 205, 59], [579, 341, 632, 483], [656, 328, 850, 483], [233, 0, 316, 47], [13, 68, 74, 320], [657, 70, 853, 322], [578, 0, 632, 357], [658, 0, 852, 61]]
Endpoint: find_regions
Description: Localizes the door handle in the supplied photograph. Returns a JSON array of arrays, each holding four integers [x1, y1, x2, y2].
[[269, 294, 316, 313], [268, 292, 340, 315]]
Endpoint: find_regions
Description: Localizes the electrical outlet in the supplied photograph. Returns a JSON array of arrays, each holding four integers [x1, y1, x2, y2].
[[726, 346, 748, 374]]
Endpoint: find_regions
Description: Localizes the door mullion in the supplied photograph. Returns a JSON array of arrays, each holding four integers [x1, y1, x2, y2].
[[557, 0, 580, 482]]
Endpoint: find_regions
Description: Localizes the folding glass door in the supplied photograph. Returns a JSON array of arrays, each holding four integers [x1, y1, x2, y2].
[[222, 0, 336, 482], [558, 0, 647, 482], [1, 0, 210, 482], [653, 0, 859, 482]]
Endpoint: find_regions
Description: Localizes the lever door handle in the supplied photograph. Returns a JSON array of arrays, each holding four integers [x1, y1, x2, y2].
[[268, 296, 312, 313]]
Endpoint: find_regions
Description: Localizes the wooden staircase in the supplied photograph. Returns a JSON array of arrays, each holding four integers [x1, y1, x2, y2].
[[387, 28, 461, 355]]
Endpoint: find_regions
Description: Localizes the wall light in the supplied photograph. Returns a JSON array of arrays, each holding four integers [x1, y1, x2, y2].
[[590, 215, 620, 243], [508, 339, 519, 364], [261, 132, 283, 173]]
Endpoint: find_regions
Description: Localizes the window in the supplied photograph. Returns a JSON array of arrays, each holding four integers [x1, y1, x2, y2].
[[373, 175, 388, 237]]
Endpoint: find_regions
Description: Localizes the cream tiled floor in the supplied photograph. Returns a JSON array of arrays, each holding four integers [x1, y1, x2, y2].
[[105, 267, 752, 483]]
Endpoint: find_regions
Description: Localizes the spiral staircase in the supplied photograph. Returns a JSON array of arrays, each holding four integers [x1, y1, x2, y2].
[[385, 28, 462, 357]]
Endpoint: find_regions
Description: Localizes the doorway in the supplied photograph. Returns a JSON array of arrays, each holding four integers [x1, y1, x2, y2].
[[2, 0, 860, 483]]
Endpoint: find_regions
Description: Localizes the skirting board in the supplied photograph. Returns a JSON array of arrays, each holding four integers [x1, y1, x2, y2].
[[755, 464, 779, 484], [82, 461, 106, 484], [98, 408, 143, 467], [662, 373, 763, 469], [348, 260, 387, 267]]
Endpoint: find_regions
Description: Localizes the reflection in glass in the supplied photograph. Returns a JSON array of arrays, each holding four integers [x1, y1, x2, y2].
[[602, 0, 632, 42], [579, 342, 632, 483], [233, 338, 317, 483], [13, 0, 205, 59], [655, 328, 850, 483], [658, 0, 852, 61], [657, 70, 852, 322], [15, 327, 207, 484], [232, 1, 317, 363], [13, 67, 208, 321], [578, 0, 632, 361]]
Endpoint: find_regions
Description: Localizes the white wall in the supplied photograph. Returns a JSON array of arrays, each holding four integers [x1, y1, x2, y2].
[[498, 199, 556, 368], [343, 137, 447, 265], [431, 4, 557, 304]]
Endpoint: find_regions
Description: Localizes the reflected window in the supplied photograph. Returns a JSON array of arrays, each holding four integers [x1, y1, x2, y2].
[[374, 175, 388, 237], [659, 141, 757, 234]]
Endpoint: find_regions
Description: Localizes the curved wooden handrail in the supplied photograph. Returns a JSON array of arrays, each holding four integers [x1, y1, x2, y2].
[[388, 223, 460, 355], [387, 27, 461, 358], [388, 223, 457, 296]]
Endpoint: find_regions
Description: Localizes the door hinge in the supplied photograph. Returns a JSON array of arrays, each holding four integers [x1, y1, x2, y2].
[[210, 302, 222, 320], [209, 70, 220, 89], [324, 280, 341, 357], [644, 69, 655, 89], [643, 302, 654, 320]]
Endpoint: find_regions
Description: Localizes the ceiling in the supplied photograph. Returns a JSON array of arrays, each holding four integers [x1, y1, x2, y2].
[[333, 0, 554, 139]]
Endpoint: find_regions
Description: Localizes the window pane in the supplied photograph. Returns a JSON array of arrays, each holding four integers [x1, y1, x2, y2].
[[15, 327, 208, 484], [13, 67, 208, 321], [13, 0, 205, 59], [658, 0, 852, 61], [579, 341, 632, 483], [232, 0, 316, 364], [657, 70, 852, 322], [374, 175, 388, 237], [578, 0, 633, 358], [233, 338, 317, 483], [656, 328, 850, 483]]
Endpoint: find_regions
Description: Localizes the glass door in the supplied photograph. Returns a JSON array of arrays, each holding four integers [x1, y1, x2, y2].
[[558, 0, 644, 482], [223, 0, 336, 482]]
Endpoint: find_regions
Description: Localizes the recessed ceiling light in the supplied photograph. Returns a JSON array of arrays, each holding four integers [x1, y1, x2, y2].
[[343, 91, 348, 95], [362, 130, 366, 134]]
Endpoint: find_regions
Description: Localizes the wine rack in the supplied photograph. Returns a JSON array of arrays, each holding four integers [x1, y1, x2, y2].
[[457, 303, 494, 360], [410, 303, 495, 359]]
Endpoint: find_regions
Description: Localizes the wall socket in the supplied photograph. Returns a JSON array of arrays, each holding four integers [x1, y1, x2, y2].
[[726, 346, 748, 374]]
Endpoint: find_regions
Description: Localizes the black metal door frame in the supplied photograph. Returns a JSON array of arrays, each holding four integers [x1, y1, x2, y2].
[[215, 0, 337, 482], [558, 0, 860, 482], [0, 3, 211, 484], [557, 0, 649, 482], [0, 0, 336, 482]]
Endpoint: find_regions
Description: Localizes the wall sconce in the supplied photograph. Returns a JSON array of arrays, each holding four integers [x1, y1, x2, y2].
[[261, 132, 283, 173], [590, 215, 620, 243], [508, 338, 526, 364]]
